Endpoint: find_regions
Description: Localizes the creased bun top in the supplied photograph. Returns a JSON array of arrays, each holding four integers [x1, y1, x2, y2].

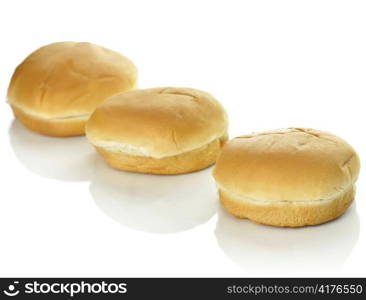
[[8, 41, 137, 119], [86, 87, 228, 158], [213, 128, 360, 202]]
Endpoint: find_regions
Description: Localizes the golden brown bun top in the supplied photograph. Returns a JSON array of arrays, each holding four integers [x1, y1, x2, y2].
[[86, 87, 228, 158], [7, 42, 137, 118], [213, 128, 360, 202]]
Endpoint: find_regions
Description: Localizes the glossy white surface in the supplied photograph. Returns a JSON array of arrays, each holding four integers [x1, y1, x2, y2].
[[0, 0, 365, 277]]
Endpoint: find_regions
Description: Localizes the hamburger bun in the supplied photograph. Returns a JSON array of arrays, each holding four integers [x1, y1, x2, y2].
[[213, 128, 360, 227], [7, 42, 137, 137], [86, 87, 228, 174]]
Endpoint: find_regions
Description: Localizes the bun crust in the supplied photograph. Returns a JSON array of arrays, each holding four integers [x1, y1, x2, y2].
[[213, 128, 360, 227], [11, 105, 86, 137], [8, 42, 137, 137], [219, 184, 355, 227], [96, 134, 228, 174], [86, 87, 228, 174]]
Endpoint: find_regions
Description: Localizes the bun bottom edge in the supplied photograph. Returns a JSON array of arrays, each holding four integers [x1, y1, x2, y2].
[[12, 106, 86, 137], [219, 186, 355, 227], [95, 134, 228, 175]]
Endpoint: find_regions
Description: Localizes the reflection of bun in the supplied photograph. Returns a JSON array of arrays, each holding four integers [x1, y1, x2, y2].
[[86, 87, 228, 174], [213, 128, 360, 227], [7, 42, 137, 137]]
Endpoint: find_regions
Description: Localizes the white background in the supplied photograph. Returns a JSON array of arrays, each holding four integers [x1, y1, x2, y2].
[[0, 0, 365, 277]]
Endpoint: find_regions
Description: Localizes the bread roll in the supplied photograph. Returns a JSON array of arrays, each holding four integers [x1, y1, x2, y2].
[[213, 128, 360, 227], [86, 87, 228, 174], [7, 42, 137, 137]]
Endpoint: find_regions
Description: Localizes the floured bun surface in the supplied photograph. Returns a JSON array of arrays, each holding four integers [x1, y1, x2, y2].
[[213, 128, 360, 227], [7, 42, 138, 137], [86, 87, 229, 174]]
